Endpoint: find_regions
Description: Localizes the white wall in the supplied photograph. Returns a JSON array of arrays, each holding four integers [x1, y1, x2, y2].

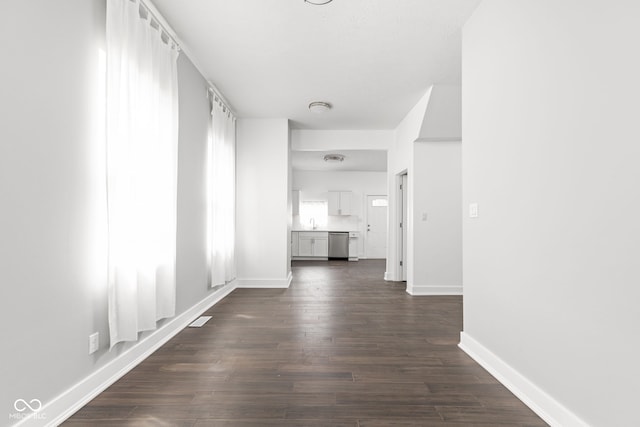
[[0, 2, 220, 424], [461, 1, 640, 425], [175, 44, 214, 312], [292, 171, 387, 257], [386, 89, 432, 282], [291, 129, 392, 151], [236, 119, 292, 287], [419, 85, 462, 142], [0, 3, 108, 419], [411, 141, 462, 295], [386, 87, 463, 293]]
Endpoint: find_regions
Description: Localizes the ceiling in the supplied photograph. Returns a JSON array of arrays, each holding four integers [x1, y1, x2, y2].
[[152, 0, 481, 130], [292, 150, 387, 172]]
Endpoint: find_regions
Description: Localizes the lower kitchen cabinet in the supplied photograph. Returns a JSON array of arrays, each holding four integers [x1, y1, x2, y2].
[[296, 232, 328, 257], [291, 231, 299, 256], [348, 231, 359, 260], [314, 236, 328, 257], [298, 234, 312, 256]]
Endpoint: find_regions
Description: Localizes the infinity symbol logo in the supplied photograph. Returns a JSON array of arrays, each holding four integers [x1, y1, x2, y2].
[[14, 399, 42, 412]]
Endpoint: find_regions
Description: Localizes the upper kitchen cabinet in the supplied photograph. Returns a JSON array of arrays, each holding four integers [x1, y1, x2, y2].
[[328, 191, 352, 216]]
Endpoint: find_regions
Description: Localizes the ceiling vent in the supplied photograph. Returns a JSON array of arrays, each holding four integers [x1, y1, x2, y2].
[[323, 154, 345, 162], [304, 0, 333, 5], [308, 101, 332, 113]]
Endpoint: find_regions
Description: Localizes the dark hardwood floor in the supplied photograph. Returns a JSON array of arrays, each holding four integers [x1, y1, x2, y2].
[[65, 260, 547, 426]]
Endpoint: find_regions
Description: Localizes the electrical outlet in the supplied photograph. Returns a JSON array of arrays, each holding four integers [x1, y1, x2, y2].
[[89, 332, 99, 355]]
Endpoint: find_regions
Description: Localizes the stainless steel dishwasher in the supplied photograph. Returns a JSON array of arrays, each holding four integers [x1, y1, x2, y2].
[[328, 232, 349, 259]]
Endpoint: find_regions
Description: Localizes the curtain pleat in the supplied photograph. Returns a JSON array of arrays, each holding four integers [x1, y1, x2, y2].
[[208, 99, 236, 287], [106, 0, 179, 348]]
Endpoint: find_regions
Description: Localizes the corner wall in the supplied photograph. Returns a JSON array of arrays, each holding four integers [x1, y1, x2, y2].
[[236, 119, 292, 288], [386, 89, 432, 282], [386, 87, 463, 294], [461, 1, 640, 425], [410, 141, 462, 295]]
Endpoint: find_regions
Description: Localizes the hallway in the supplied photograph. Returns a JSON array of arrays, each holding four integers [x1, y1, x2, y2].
[[65, 260, 546, 425]]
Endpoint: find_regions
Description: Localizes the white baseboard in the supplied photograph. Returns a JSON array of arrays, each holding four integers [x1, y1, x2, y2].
[[236, 271, 292, 289], [13, 283, 237, 427], [406, 284, 462, 295], [384, 271, 391, 281], [459, 332, 589, 427]]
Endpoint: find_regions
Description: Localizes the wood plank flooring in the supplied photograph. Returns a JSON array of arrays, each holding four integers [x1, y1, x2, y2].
[[65, 260, 547, 426]]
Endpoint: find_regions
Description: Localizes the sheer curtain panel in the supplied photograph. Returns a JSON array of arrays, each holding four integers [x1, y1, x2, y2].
[[106, 0, 180, 348], [208, 95, 236, 287]]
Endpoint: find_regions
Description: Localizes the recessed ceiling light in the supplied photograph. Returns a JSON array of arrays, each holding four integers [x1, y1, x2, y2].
[[304, 0, 333, 5], [323, 154, 345, 162], [309, 101, 332, 113]]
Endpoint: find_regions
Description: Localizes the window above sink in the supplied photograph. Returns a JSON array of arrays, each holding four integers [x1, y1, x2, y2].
[[300, 200, 327, 229]]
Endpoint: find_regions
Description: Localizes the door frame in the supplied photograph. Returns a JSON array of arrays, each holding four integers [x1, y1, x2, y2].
[[396, 172, 408, 281]]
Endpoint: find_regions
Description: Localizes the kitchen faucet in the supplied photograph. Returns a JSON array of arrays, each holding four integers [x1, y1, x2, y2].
[[309, 218, 316, 230]]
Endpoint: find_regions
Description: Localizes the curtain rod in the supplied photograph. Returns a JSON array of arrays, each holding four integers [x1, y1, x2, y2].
[[137, 0, 181, 50], [207, 83, 236, 118]]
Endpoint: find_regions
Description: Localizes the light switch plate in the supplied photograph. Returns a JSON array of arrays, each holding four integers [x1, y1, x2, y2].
[[469, 203, 479, 218], [89, 332, 99, 354]]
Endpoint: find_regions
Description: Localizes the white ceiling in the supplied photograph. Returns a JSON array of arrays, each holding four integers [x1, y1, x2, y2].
[[152, 0, 481, 130], [292, 150, 387, 172]]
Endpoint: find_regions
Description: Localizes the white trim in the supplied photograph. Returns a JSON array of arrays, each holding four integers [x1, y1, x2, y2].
[[459, 332, 590, 427], [236, 272, 293, 289], [13, 283, 237, 427], [406, 284, 462, 295], [414, 136, 462, 143]]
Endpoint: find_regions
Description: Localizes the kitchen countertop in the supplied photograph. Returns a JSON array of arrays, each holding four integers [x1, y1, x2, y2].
[[292, 229, 358, 233]]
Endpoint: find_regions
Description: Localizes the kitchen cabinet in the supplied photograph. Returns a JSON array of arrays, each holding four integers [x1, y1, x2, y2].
[[348, 231, 358, 261], [298, 235, 312, 256], [328, 191, 352, 216], [297, 231, 328, 257], [314, 236, 329, 257], [291, 231, 299, 256]]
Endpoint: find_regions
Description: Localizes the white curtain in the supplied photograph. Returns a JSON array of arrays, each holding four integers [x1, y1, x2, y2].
[[208, 95, 236, 287], [106, 0, 180, 348]]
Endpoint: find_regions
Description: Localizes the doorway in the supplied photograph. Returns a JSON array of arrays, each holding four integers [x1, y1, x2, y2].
[[397, 173, 408, 281], [365, 195, 388, 259]]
